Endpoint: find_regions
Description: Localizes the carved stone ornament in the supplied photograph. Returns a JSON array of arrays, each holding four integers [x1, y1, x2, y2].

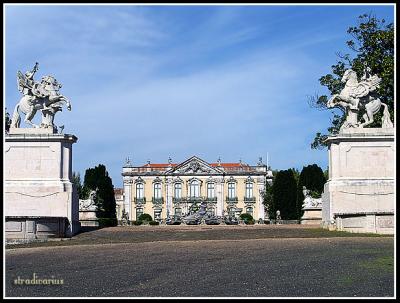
[[244, 176, 255, 183], [79, 190, 98, 211], [134, 176, 145, 184], [301, 186, 322, 209]]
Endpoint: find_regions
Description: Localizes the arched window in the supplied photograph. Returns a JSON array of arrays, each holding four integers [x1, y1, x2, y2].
[[154, 209, 162, 221], [228, 206, 236, 217], [245, 182, 253, 198], [207, 182, 215, 198], [175, 208, 182, 216], [136, 207, 143, 219], [174, 183, 182, 199], [207, 207, 215, 216], [228, 182, 236, 199], [189, 180, 200, 198], [136, 183, 144, 199], [154, 183, 162, 199]]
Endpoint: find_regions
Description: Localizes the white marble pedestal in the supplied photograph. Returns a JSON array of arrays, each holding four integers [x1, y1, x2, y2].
[[322, 128, 394, 234], [79, 210, 100, 227], [300, 207, 322, 225], [5, 131, 80, 240]]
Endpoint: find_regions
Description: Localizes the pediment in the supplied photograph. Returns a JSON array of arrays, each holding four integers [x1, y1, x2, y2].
[[167, 156, 223, 175]]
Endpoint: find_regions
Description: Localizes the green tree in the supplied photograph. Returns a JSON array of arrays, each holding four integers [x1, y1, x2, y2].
[[310, 13, 394, 149], [263, 179, 274, 219], [5, 108, 11, 133], [296, 164, 326, 219], [272, 169, 297, 220], [71, 172, 86, 199], [291, 168, 300, 184], [83, 164, 117, 225], [324, 167, 329, 181]]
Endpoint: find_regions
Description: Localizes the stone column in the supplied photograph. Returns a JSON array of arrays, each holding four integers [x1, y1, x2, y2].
[[165, 177, 173, 219], [257, 177, 265, 220], [123, 177, 133, 221], [216, 177, 224, 217]]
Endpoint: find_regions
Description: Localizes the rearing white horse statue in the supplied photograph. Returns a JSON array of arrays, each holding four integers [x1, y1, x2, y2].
[[327, 68, 392, 129], [10, 63, 72, 132]]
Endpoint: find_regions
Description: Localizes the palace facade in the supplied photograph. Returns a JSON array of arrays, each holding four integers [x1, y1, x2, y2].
[[120, 156, 272, 222]]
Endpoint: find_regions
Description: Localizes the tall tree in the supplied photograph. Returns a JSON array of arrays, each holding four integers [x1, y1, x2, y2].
[[291, 168, 300, 184], [296, 164, 326, 219], [71, 172, 86, 199], [5, 108, 11, 133], [310, 13, 394, 149], [83, 164, 117, 223], [272, 169, 297, 220], [263, 179, 274, 219]]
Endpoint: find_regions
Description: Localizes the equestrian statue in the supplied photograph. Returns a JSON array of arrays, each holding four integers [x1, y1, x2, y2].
[[327, 67, 393, 131], [10, 62, 72, 133]]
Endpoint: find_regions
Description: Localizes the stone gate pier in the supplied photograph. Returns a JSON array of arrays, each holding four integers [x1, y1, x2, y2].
[[322, 128, 394, 234], [5, 130, 80, 240]]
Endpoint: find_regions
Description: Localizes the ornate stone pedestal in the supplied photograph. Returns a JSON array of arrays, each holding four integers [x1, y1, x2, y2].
[[79, 191, 100, 227], [301, 207, 322, 225], [322, 128, 394, 234], [5, 131, 80, 240], [79, 211, 100, 227]]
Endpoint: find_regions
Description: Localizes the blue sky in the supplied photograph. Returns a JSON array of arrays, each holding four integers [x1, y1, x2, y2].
[[4, 4, 395, 188]]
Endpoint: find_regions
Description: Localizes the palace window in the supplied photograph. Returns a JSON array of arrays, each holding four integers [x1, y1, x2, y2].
[[154, 183, 162, 199], [207, 207, 216, 216], [228, 182, 236, 199], [207, 182, 215, 199], [228, 207, 236, 217], [245, 182, 253, 199], [136, 207, 143, 219], [174, 183, 182, 199], [189, 180, 200, 198], [136, 183, 144, 199], [154, 209, 162, 221], [175, 208, 182, 216]]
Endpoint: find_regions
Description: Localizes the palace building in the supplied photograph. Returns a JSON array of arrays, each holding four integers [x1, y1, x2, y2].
[[119, 156, 273, 222]]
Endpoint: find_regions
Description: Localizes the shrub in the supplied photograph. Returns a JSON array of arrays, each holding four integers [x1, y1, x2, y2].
[[149, 221, 159, 225], [239, 213, 254, 224], [138, 213, 153, 222], [132, 220, 143, 226], [97, 218, 117, 227]]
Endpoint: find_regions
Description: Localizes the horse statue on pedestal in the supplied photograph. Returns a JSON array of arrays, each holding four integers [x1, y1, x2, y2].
[[327, 68, 393, 130], [10, 63, 72, 133]]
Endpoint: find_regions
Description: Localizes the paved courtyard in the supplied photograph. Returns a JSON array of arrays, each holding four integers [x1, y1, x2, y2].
[[5, 225, 394, 298]]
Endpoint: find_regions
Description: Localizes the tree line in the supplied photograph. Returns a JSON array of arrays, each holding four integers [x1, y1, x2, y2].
[[264, 164, 326, 220], [72, 164, 117, 226]]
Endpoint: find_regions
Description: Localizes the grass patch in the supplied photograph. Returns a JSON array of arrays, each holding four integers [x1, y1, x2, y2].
[[308, 228, 390, 237], [338, 275, 355, 286], [359, 256, 394, 273]]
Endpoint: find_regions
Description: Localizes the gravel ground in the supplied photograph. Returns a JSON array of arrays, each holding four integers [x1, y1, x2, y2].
[[5, 225, 394, 298], [5, 224, 388, 249]]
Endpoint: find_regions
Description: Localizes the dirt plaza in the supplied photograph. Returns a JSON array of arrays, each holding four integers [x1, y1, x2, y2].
[[5, 225, 394, 298]]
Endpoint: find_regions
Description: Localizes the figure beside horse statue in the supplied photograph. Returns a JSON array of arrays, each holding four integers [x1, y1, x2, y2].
[[10, 62, 72, 133], [326, 67, 393, 130]]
